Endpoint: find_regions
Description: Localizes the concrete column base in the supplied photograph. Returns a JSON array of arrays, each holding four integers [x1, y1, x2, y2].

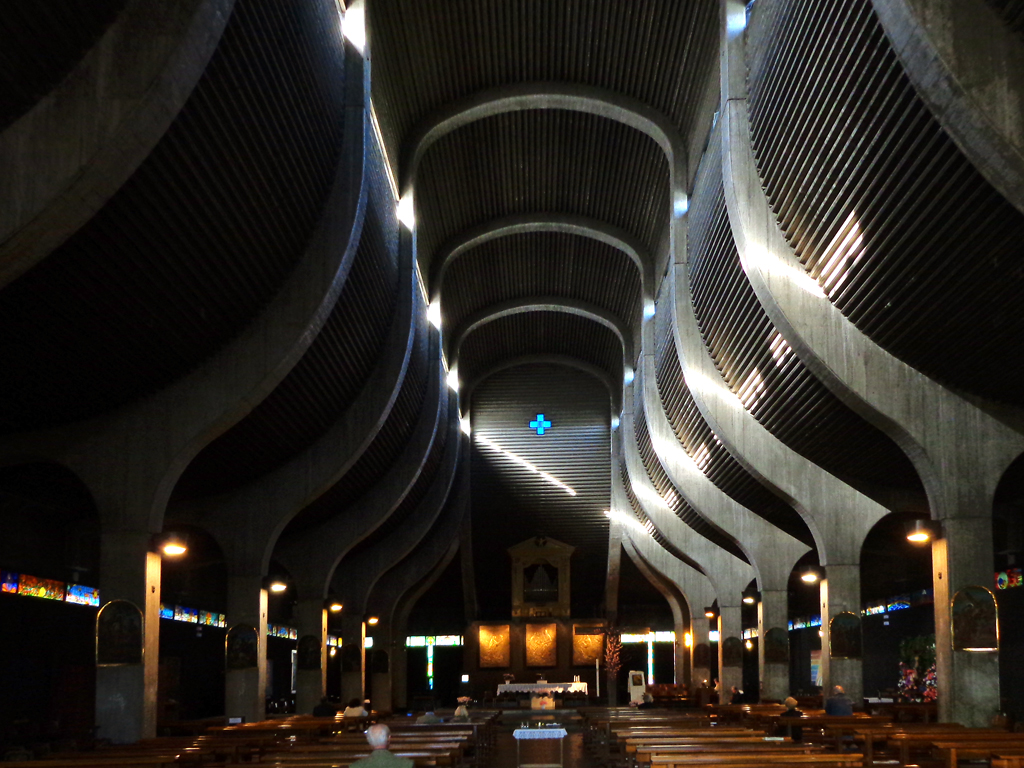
[[720, 606, 743, 703], [96, 534, 160, 743], [371, 671, 392, 711], [225, 576, 268, 723], [294, 600, 327, 715], [759, 590, 790, 702], [933, 524, 1001, 725], [392, 642, 408, 710], [821, 565, 863, 703]]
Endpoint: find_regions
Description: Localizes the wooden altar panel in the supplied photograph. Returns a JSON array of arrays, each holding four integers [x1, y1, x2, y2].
[[478, 624, 511, 667], [572, 626, 604, 665], [526, 622, 557, 667]]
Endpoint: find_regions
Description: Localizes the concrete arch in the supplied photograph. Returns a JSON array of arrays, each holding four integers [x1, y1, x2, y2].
[[0, 0, 235, 288], [871, 0, 1024, 216], [449, 296, 633, 368], [431, 213, 654, 304], [464, 354, 619, 415], [400, 82, 686, 205]]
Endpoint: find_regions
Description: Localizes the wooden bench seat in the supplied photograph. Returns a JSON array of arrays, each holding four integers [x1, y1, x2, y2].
[[649, 751, 863, 767]]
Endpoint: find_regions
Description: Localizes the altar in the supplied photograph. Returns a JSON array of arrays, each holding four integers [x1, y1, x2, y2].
[[497, 682, 588, 695]]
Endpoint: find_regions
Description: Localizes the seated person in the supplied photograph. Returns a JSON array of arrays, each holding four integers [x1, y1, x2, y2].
[[343, 697, 369, 717], [776, 696, 804, 742], [312, 696, 338, 717], [350, 724, 413, 767], [637, 692, 656, 709], [824, 685, 854, 716], [416, 710, 442, 724]]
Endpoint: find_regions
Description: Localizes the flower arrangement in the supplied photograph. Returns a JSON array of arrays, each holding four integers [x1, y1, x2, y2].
[[457, 696, 472, 705], [503, 673, 515, 683], [897, 635, 937, 702]]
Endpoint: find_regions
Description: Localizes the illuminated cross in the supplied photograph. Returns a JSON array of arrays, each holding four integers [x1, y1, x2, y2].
[[530, 414, 552, 435]]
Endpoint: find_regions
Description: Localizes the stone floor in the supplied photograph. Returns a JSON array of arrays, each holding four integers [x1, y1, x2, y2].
[[488, 711, 593, 768]]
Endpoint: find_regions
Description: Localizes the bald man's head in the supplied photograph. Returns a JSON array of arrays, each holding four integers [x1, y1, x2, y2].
[[366, 723, 391, 750]]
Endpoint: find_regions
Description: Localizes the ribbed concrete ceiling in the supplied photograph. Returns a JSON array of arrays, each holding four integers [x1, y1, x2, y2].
[[440, 231, 643, 338], [368, 0, 718, 180], [0, 0, 347, 435], [415, 109, 670, 274], [748, 0, 1024, 407]]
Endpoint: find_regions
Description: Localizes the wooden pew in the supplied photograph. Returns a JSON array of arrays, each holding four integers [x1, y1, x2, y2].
[[886, 728, 1019, 767], [649, 752, 864, 767]]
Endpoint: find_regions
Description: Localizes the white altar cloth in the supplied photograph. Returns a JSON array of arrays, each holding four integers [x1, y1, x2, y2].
[[497, 682, 588, 695], [513, 728, 568, 740]]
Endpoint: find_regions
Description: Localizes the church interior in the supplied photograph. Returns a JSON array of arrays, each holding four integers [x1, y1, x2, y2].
[[3, 0, 1024, 763]]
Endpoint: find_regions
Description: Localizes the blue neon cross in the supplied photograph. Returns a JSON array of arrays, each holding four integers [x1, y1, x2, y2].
[[530, 414, 552, 435]]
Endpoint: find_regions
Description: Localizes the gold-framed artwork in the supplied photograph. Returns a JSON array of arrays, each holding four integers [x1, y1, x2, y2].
[[526, 622, 557, 666], [572, 624, 604, 665], [478, 624, 511, 667]]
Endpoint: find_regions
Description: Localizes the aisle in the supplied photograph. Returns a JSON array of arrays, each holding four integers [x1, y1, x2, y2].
[[488, 712, 593, 768]]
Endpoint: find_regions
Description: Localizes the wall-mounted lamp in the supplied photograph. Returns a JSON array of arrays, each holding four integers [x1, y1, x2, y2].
[[906, 519, 941, 544], [742, 588, 760, 605], [366, 616, 379, 626], [327, 600, 343, 613], [800, 567, 820, 584], [704, 607, 717, 619], [264, 575, 289, 594], [154, 532, 188, 558]]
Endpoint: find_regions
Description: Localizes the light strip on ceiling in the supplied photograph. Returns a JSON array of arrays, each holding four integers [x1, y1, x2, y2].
[[475, 434, 577, 497]]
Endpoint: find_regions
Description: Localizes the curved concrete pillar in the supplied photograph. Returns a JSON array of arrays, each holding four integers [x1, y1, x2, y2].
[[620, 534, 690, 687], [0, 0, 234, 287], [333, 396, 462, 619], [721, 0, 1024, 724], [400, 82, 686, 215], [366, 479, 468, 711], [291, 396, 460, 714], [431, 213, 654, 304], [620, 387, 755, 601], [871, 0, 1024, 216], [448, 296, 634, 368], [620, 388, 754, 703], [638, 330, 809, 591], [190, 229, 418, 576], [276, 327, 444, 596], [611, 469, 716, 687]]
